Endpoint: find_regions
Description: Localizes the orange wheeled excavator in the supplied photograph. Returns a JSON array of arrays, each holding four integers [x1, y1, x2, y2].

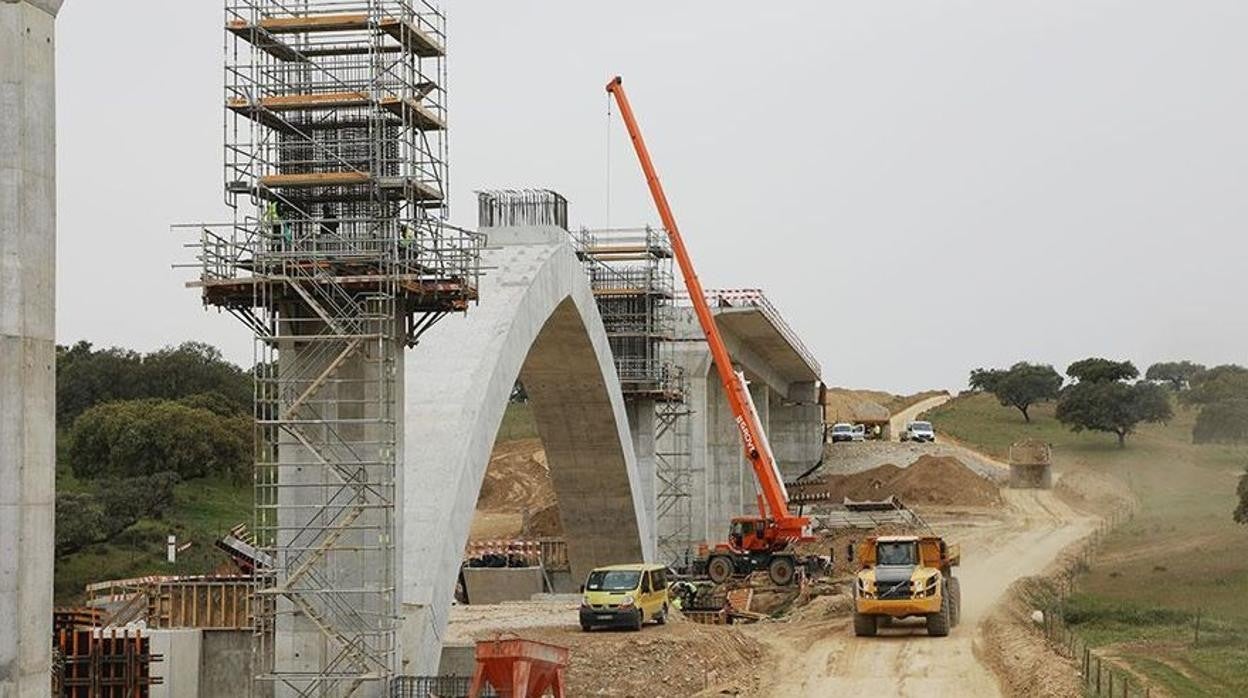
[[607, 76, 814, 586]]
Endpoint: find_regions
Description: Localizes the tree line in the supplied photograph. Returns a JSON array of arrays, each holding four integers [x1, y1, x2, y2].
[[968, 357, 1248, 447], [55, 341, 252, 555]]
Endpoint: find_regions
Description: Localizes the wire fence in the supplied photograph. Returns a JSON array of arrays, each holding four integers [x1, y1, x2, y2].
[[1037, 499, 1157, 698]]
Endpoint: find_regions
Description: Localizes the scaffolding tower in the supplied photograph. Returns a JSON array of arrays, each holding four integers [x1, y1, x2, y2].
[[575, 226, 694, 565], [185, 1, 479, 695]]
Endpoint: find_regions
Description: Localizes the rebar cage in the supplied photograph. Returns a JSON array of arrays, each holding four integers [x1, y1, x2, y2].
[[179, 1, 480, 695]]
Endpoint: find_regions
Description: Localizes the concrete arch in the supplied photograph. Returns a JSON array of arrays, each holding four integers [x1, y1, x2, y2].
[[399, 226, 653, 673]]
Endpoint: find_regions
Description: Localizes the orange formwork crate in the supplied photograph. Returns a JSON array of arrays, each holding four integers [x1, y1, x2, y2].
[[469, 637, 569, 698]]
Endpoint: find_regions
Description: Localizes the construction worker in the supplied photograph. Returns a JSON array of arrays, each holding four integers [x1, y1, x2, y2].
[[263, 201, 281, 250]]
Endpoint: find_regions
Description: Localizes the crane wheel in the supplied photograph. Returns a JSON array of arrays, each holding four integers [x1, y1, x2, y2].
[[768, 555, 796, 586], [707, 555, 734, 584]]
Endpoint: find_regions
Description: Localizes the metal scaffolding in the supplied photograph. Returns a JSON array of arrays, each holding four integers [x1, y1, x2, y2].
[[183, 1, 479, 695], [575, 226, 693, 564]]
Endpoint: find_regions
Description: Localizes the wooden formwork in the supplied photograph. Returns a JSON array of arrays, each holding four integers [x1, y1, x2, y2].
[[53, 627, 163, 697], [146, 576, 258, 630]]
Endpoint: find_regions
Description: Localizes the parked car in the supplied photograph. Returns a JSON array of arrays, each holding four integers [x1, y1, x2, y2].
[[829, 422, 855, 443], [579, 563, 670, 631], [852, 424, 867, 442], [902, 420, 936, 443]]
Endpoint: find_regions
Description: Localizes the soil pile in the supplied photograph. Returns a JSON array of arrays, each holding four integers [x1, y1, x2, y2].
[[522, 622, 766, 696], [476, 438, 555, 513], [795, 454, 1002, 508], [524, 503, 563, 538]]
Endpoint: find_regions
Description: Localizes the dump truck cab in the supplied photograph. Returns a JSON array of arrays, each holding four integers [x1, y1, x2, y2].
[[852, 535, 961, 637]]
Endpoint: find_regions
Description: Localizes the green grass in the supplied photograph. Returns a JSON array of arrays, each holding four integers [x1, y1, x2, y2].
[[54, 472, 251, 604], [497, 401, 538, 441], [930, 393, 1248, 697], [54, 404, 539, 605]]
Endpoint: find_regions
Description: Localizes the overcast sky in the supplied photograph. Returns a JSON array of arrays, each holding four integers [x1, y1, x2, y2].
[[54, 1, 1248, 394]]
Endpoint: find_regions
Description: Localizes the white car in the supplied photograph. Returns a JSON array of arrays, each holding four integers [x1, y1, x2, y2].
[[901, 421, 936, 443], [829, 423, 855, 443]]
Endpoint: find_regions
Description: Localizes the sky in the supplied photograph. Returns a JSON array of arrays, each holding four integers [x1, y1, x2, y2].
[[54, 1, 1248, 394]]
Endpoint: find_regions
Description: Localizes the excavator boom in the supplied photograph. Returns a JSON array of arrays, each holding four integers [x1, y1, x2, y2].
[[606, 76, 808, 542]]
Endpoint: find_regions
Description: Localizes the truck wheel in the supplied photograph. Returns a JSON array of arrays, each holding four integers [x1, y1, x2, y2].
[[768, 555, 796, 586], [926, 588, 951, 637], [948, 577, 962, 627], [707, 555, 734, 584], [853, 612, 878, 637]]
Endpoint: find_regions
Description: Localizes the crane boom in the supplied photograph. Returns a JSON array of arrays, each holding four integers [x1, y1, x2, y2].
[[606, 76, 808, 542]]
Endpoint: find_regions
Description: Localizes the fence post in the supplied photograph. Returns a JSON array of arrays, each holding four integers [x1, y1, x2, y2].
[[1096, 658, 1102, 695]]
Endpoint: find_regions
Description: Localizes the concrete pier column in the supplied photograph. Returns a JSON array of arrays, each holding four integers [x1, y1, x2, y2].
[[626, 398, 657, 548], [1, 1, 63, 695]]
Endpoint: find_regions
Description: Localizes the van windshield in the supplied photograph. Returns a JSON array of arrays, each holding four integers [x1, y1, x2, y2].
[[911, 422, 932, 431], [586, 570, 641, 592]]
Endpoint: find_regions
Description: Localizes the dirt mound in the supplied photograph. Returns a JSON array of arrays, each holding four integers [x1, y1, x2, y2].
[[524, 503, 563, 538], [890, 455, 1002, 506], [517, 622, 766, 696], [476, 438, 555, 513], [795, 454, 1001, 508]]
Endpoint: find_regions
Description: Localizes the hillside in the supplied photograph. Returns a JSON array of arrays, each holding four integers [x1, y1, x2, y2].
[[929, 393, 1248, 697]]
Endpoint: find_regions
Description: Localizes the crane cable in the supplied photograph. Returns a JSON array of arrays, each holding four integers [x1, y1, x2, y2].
[[605, 90, 613, 230]]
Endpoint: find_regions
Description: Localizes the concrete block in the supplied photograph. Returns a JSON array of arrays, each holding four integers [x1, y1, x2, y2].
[[199, 630, 261, 698], [437, 643, 477, 679], [461, 567, 546, 605], [146, 629, 203, 698]]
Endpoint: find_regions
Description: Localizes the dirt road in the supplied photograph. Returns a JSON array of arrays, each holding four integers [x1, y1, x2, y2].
[[889, 393, 953, 441], [740, 487, 1095, 697]]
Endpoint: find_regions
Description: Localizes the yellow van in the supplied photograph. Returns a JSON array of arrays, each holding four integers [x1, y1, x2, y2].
[[579, 563, 669, 631]]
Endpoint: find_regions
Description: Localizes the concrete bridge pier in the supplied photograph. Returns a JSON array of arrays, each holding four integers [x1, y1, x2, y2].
[[399, 225, 652, 675], [1, 2, 63, 695], [662, 302, 824, 550]]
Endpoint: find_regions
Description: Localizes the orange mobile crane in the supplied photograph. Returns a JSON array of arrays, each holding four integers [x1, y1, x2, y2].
[[606, 76, 813, 586]]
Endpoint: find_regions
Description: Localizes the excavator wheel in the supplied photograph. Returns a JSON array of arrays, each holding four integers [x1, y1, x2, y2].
[[707, 555, 735, 584], [767, 555, 796, 586]]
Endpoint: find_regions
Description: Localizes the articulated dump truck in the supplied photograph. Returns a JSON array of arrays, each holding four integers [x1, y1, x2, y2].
[[852, 535, 961, 637]]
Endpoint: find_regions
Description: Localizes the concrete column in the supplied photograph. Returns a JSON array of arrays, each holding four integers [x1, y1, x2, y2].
[[769, 381, 824, 478], [274, 316, 400, 697], [1, 2, 62, 696], [626, 398, 657, 550]]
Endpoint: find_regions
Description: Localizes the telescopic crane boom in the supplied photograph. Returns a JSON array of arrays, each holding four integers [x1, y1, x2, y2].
[[606, 76, 811, 585]]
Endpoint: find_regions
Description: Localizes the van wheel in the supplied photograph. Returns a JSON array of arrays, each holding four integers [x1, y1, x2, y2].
[[707, 555, 734, 584], [632, 611, 644, 632], [581, 623, 591, 632], [853, 613, 877, 637], [656, 603, 668, 625]]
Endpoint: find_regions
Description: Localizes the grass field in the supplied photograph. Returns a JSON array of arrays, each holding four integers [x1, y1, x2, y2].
[[53, 403, 540, 604], [929, 393, 1248, 696]]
